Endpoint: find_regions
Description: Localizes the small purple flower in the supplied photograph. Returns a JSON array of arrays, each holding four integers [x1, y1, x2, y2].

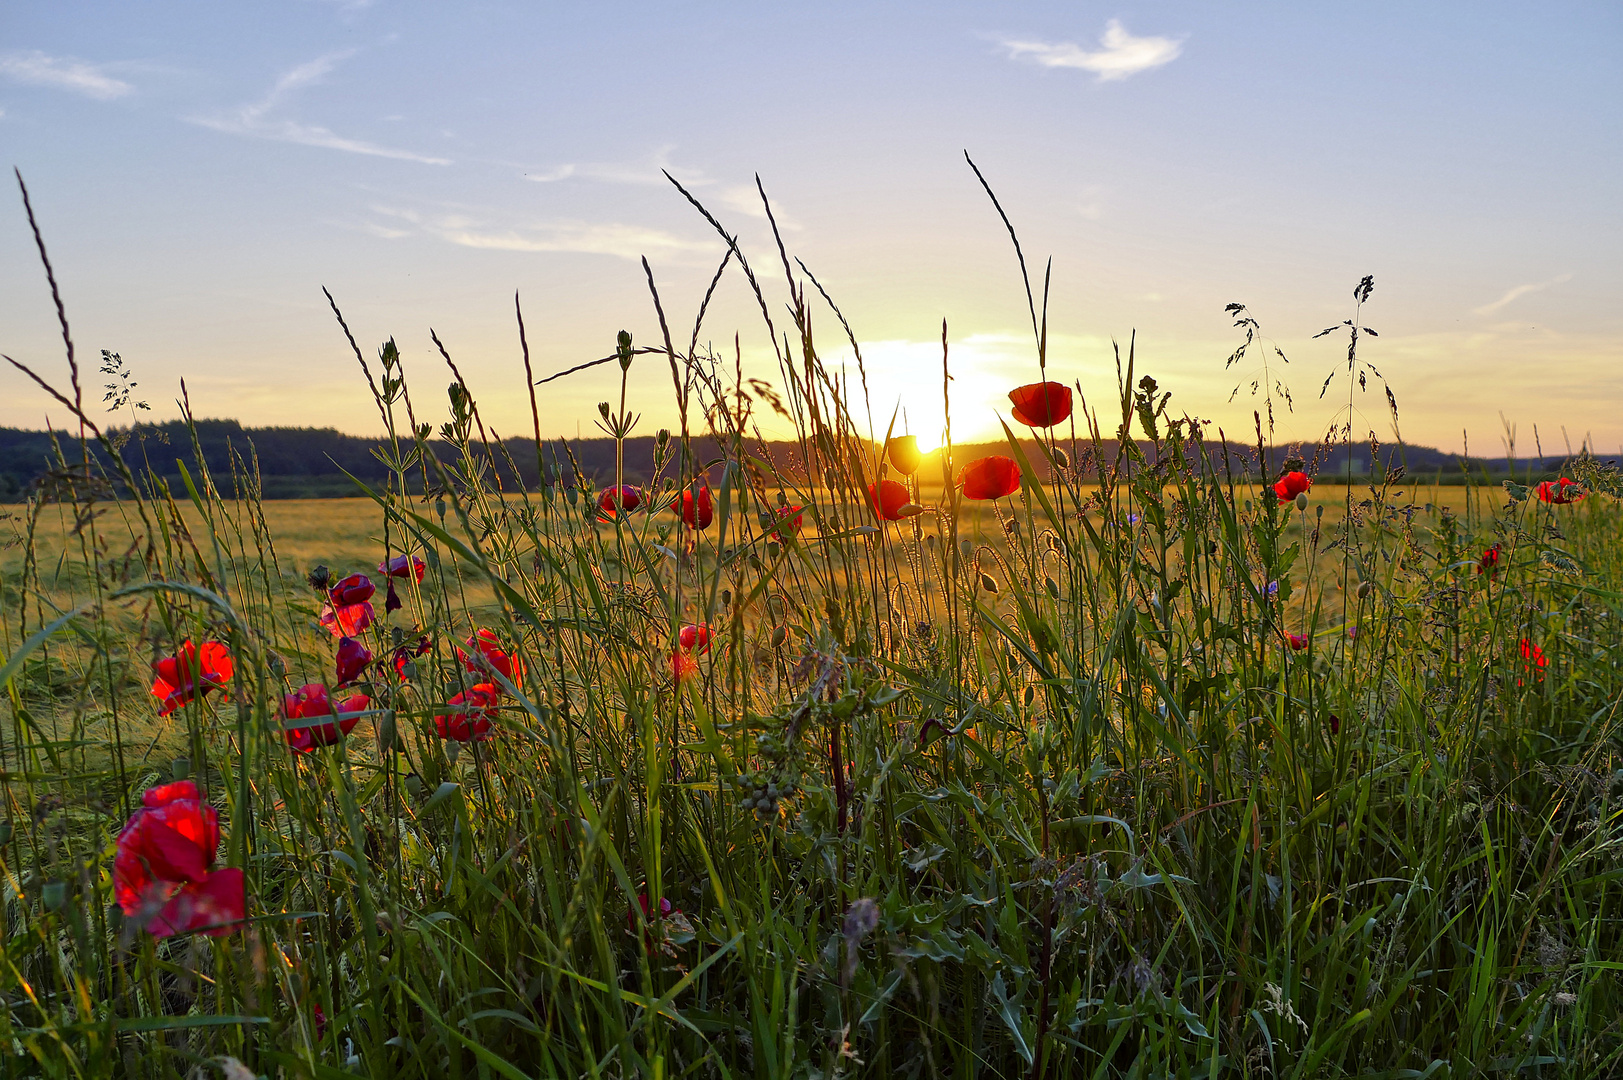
[[1345, 624, 1359, 640], [1125, 513, 1141, 526], [1265, 580, 1279, 599]]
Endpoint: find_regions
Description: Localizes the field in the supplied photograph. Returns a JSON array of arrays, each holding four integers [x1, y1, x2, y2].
[[3, 187, 1622, 1080]]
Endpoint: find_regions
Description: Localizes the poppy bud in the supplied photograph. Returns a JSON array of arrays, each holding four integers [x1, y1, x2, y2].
[[959, 539, 974, 561], [979, 573, 999, 594], [1356, 581, 1374, 599], [1045, 576, 1060, 599], [1052, 447, 1071, 470], [770, 625, 787, 648], [1294, 492, 1309, 511]]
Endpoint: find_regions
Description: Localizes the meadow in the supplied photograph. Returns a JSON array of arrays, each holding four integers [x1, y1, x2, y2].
[[2, 171, 1621, 1080]]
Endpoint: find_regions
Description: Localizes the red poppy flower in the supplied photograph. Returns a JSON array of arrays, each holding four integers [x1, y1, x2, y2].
[[1477, 543, 1501, 576], [1273, 471, 1312, 502], [671, 651, 699, 683], [959, 456, 1021, 501], [150, 640, 234, 717], [329, 573, 375, 606], [1518, 638, 1547, 685], [319, 601, 374, 639], [1535, 478, 1582, 504], [114, 780, 245, 938], [282, 684, 370, 752], [378, 554, 426, 583], [335, 636, 372, 686], [678, 623, 714, 654], [1328, 714, 1341, 736], [1286, 633, 1310, 651], [868, 479, 911, 521], [438, 683, 499, 741], [457, 628, 523, 685], [312, 1002, 327, 1040], [771, 504, 804, 538], [391, 635, 433, 679], [597, 485, 642, 520], [887, 436, 923, 476], [1008, 381, 1073, 428], [681, 483, 713, 529], [627, 892, 675, 930]]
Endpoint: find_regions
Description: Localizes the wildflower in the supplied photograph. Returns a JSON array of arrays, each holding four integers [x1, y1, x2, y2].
[[671, 651, 700, 683], [438, 684, 500, 741], [959, 456, 1022, 501], [1345, 625, 1359, 640], [596, 485, 642, 520], [385, 579, 402, 613], [628, 892, 675, 930], [1273, 471, 1312, 502], [1477, 543, 1501, 576], [681, 482, 714, 529], [1286, 633, 1310, 651], [886, 435, 923, 475], [1008, 381, 1073, 428], [1125, 512, 1141, 526], [457, 628, 523, 685], [1535, 478, 1582, 504], [771, 504, 804, 539], [868, 479, 912, 521], [1518, 639, 1547, 685], [391, 635, 432, 679], [1328, 714, 1341, 736], [113, 781, 245, 938], [378, 554, 426, 583], [150, 640, 233, 716], [328, 573, 375, 606], [1265, 580, 1279, 599], [678, 623, 714, 654], [282, 684, 370, 752], [335, 637, 372, 686], [319, 601, 374, 639]]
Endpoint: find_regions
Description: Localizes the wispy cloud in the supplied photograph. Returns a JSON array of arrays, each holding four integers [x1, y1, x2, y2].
[[0, 51, 133, 100], [366, 205, 712, 261], [1000, 20, 1183, 81], [525, 145, 705, 187], [1473, 273, 1573, 316], [190, 50, 450, 165]]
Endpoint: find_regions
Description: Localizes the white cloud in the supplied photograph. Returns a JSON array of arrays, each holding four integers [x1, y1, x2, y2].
[[363, 204, 713, 261], [0, 51, 133, 100], [525, 145, 706, 187], [189, 50, 450, 165], [441, 222, 712, 261], [1000, 20, 1183, 81], [1473, 273, 1573, 316]]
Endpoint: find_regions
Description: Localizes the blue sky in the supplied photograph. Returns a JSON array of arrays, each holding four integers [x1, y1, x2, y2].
[[2, 1, 1619, 454]]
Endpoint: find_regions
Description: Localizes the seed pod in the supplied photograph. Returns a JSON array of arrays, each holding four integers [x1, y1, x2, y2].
[[979, 572, 999, 594], [1045, 576, 1060, 599], [377, 711, 399, 753], [1023, 684, 1036, 707], [721, 589, 733, 607], [960, 539, 975, 561], [1356, 580, 1374, 599]]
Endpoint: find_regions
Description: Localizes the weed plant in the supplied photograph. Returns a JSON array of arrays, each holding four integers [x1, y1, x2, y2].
[[2, 167, 1621, 1079]]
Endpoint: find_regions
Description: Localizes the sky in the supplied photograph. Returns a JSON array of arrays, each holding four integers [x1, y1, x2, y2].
[[2, 1, 1619, 456]]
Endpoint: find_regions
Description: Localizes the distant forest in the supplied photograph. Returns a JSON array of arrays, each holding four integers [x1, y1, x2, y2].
[[0, 419, 1580, 502]]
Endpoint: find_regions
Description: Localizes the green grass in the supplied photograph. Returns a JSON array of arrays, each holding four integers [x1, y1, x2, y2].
[[2, 175, 1621, 1079]]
